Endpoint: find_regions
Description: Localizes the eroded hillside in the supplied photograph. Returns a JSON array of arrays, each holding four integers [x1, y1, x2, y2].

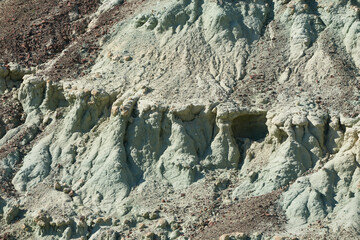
[[1, 0, 360, 239]]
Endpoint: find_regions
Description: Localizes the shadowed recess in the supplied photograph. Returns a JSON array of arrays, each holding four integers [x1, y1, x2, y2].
[[232, 113, 268, 141]]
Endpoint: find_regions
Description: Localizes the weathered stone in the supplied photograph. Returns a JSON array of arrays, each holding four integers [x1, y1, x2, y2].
[[123, 56, 132, 61], [94, 217, 112, 226], [232, 232, 247, 240], [156, 218, 169, 229], [219, 234, 230, 240], [63, 188, 72, 194], [34, 210, 52, 228], [68, 190, 75, 197], [60, 227, 72, 240], [149, 212, 159, 220], [169, 230, 180, 239], [144, 232, 155, 240], [54, 181, 62, 191], [4, 204, 20, 224], [138, 222, 146, 229], [272, 236, 285, 240]]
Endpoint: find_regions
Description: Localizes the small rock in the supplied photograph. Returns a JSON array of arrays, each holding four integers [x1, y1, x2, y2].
[[111, 55, 122, 62], [63, 188, 72, 194], [142, 211, 150, 219], [251, 232, 263, 240], [61, 226, 72, 240], [272, 236, 285, 240], [232, 232, 247, 240], [21, 223, 30, 231], [34, 210, 51, 227], [43, 115, 52, 126], [54, 181, 62, 191], [159, 234, 168, 240], [68, 190, 75, 197], [77, 216, 87, 228], [171, 222, 180, 230], [112, 218, 120, 226], [91, 89, 99, 96], [156, 218, 169, 229], [219, 232, 248, 240], [214, 178, 230, 190], [144, 232, 155, 240], [138, 222, 146, 229], [54, 218, 71, 227], [149, 212, 159, 220], [124, 55, 132, 61], [123, 218, 132, 226], [219, 234, 230, 240], [4, 204, 20, 224], [169, 230, 180, 239], [94, 217, 112, 226]]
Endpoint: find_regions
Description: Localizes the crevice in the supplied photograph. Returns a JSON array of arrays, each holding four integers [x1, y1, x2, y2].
[[122, 106, 144, 187], [158, 110, 171, 159], [306, 0, 322, 16], [260, 0, 275, 38], [0, 125, 42, 197]]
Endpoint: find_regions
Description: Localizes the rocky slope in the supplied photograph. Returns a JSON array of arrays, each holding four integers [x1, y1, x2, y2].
[[1, 0, 360, 239]]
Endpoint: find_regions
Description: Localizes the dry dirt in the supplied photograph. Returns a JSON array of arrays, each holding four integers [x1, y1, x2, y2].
[[191, 190, 286, 240], [0, 0, 146, 81]]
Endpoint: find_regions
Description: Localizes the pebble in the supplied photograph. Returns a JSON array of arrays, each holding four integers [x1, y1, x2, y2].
[[94, 217, 112, 225], [272, 236, 285, 240], [233, 232, 247, 240], [156, 218, 169, 229], [54, 181, 62, 191], [123, 218, 132, 226], [219, 234, 230, 240], [142, 211, 150, 219], [169, 230, 180, 239], [124, 55, 132, 61], [4, 204, 20, 224], [251, 232, 263, 240], [144, 232, 155, 240], [171, 221, 181, 230], [63, 188, 72, 194], [219, 232, 247, 240], [138, 222, 146, 229], [21, 223, 30, 231], [149, 212, 159, 220], [68, 190, 75, 197]]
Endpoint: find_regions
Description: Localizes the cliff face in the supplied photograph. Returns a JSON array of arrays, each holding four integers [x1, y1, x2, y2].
[[0, 0, 360, 239]]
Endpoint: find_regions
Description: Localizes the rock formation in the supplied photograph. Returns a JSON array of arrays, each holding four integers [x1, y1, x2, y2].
[[0, 0, 360, 239]]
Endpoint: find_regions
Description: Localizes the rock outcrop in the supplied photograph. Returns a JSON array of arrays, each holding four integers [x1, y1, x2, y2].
[[0, 0, 360, 239]]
